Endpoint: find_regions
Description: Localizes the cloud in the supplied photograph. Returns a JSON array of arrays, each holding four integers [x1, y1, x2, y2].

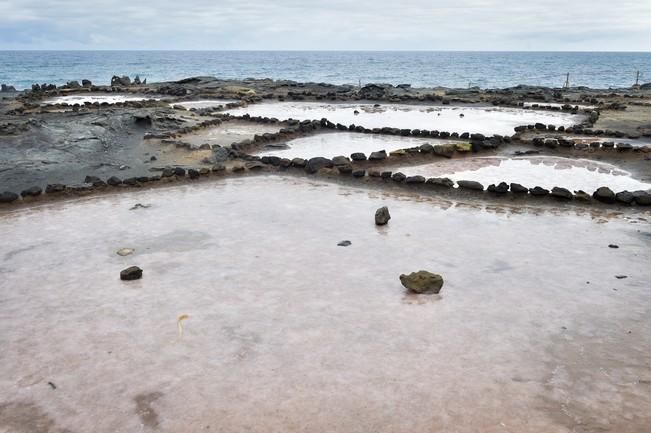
[[0, 0, 649, 50]]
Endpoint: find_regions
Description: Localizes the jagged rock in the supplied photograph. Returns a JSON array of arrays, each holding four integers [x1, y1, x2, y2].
[[188, 169, 200, 179], [120, 266, 143, 281], [0, 191, 19, 203], [399, 271, 444, 294], [1, 84, 17, 92], [350, 152, 367, 161], [529, 186, 550, 197], [510, 183, 528, 193], [305, 157, 333, 174], [550, 187, 573, 200], [381, 171, 392, 179], [368, 150, 387, 161], [111, 75, 132, 87], [84, 175, 101, 184], [375, 206, 391, 225], [573, 190, 592, 202], [174, 167, 186, 177], [593, 186, 616, 204], [487, 182, 509, 194], [82, 79, 92, 87], [457, 180, 484, 191], [359, 84, 389, 99]]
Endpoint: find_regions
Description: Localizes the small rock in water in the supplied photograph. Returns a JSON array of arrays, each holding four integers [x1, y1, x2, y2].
[[120, 266, 143, 281], [117, 248, 135, 256], [608, 244, 619, 249], [375, 206, 391, 225], [337, 240, 352, 247], [400, 271, 444, 294], [130, 203, 151, 210], [615, 275, 628, 279]]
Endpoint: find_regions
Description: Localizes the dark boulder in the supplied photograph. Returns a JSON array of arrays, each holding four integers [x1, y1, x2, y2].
[[487, 182, 509, 194], [352, 169, 366, 178], [550, 187, 573, 200], [107, 176, 122, 186], [305, 157, 333, 174], [426, 177, 454, 188], [529, 186, 550, 197], [593, 187, 616, 204], [632, 191, 651, 206], [0, 191, 19, 203], [120, 266, 143, 281], [375, 206, 391, 225], [350, 152, 367, 161], [510, 183, 528, 193], [391, 172, 406, 182], [457, 180, 484, 191], [174, 167, 186, 177], [615, 191, 634, 205], [291, 158, 307, 168], [368, 150, 387, 161], [332, 155, 351, 166], [188, 169, 200, 179], [21, 186, 42, 197], [405, 175, 426, 184]]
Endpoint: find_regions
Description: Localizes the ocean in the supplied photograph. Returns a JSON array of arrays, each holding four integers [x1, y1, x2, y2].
[[1, 51, 649, 91]]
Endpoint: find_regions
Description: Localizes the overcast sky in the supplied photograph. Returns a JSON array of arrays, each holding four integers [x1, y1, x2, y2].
[[1, 0, 650, 51]]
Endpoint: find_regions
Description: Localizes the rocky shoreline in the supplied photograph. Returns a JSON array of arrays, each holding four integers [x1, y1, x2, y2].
[[1, 75, 650, 209]]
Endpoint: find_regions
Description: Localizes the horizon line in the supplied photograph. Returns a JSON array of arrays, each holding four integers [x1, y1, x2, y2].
[[1, 49, 651, 53]]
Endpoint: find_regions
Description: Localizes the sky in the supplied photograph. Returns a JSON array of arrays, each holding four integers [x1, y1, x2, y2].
[[1, 0, 650, 51]]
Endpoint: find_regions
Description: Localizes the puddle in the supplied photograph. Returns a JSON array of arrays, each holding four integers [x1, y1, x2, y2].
[[1, 176, 650, 432], [172, 99, 237, 110], [392, 156, 651, 192], [255, 132, 461, 159], [226, 101, 585, 136], [181, 120, 283, 147], [43, 94, 161, 105]]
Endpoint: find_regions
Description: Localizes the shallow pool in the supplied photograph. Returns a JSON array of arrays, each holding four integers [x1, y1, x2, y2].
[[226, 101, 585, 136]]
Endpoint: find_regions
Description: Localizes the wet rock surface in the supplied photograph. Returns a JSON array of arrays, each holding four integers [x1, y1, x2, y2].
[[120, 266, 143, 281], [399, 271, 444, 294], [375, 206, 391, 225]]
